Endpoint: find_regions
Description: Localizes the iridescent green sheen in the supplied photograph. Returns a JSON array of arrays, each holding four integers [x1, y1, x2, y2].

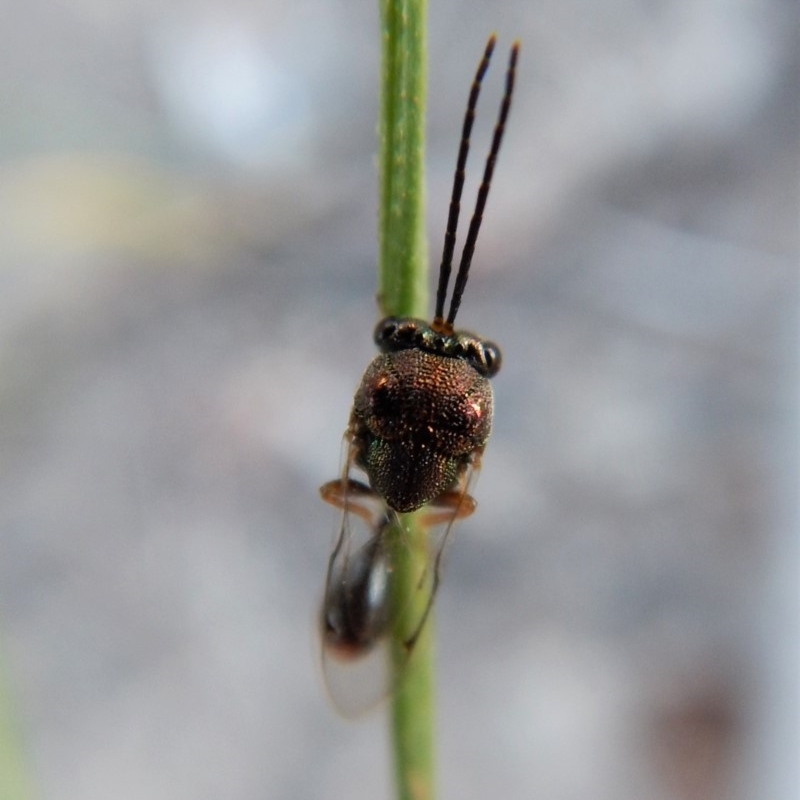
[[374, 317, 502, 377]]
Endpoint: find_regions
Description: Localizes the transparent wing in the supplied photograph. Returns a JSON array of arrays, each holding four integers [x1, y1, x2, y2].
[[318, 441, 482, 717], [320, 510, 396, 717], [319, 434, 396, 717], [398, 453, 482, 652]]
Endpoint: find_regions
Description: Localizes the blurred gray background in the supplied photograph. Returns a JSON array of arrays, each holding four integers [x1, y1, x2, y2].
[[0, 0, 797, 798]]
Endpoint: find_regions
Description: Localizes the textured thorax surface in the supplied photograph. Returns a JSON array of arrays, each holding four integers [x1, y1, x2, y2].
[[351, 349, 493, 512]]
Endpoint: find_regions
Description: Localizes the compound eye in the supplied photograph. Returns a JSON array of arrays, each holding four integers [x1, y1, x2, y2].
[[373, 318, 423, 352], [374, 318, 400, 350], [482, 341, 502, 376]]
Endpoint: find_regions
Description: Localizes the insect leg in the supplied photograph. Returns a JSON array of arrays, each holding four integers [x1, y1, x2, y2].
[[320, 478, 385, 526]]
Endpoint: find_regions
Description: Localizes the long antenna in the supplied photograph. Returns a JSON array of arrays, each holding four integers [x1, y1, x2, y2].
[[433, 35, 496, 328], [445, 41, 519, 328]]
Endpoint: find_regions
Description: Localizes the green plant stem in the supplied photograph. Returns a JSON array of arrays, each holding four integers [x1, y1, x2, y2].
[[388, 515, 435, 800], [378, 2, 434, 799], [379, 0, 428, 320]]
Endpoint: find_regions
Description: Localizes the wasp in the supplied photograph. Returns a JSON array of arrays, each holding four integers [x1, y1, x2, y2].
[[319, 35, 518, 715]]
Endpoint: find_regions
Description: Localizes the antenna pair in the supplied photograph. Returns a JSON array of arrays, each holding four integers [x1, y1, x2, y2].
[[433, 36, 519, 333]]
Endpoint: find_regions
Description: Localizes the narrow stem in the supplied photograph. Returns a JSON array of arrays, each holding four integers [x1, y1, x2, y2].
[[378, 2, 435, 799], [388, 516, 435, 800], [379, 0, 428, 320]]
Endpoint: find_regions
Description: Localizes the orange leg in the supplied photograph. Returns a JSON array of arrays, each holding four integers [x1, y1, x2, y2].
[[320, 478, 391, 529]]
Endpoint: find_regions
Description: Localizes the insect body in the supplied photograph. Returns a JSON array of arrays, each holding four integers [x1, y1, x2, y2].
[[356, 316, 499, 513], [320, 35, 518, 714]]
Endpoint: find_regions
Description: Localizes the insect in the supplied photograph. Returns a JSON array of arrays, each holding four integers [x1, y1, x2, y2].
[[319, 35, 518, 715]]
